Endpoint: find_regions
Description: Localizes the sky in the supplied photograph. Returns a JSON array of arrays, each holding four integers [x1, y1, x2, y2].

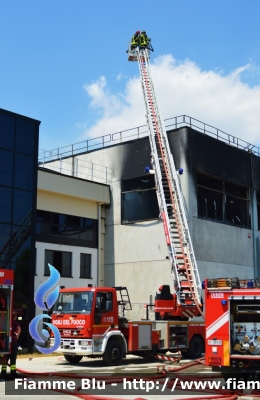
[[1, 1, 260, 154]]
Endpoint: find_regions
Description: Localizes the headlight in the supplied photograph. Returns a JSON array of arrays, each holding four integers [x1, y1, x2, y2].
[[80, 340, 91, 346]]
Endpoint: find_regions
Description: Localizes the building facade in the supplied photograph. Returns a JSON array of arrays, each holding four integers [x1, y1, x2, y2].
[[0, 108, 111, 349], [36, 168, 110, 300], [43, 120, 260, 320], [1, 106, 260, 337], [0, 108, 40, 348]]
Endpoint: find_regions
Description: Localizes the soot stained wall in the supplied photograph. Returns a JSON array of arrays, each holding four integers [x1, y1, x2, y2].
[[167, 127, 255, 189], [118, 137, 151, 181]]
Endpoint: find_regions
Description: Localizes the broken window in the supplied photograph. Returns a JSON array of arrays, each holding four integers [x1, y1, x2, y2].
[[197, 172, 250, 228], [257, 192, 260, 230], [121, 175, 159, 223], [197, 173, 224, 221]]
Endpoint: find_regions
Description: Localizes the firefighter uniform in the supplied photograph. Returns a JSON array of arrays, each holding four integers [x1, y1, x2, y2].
[[131, 31, 140, 49], [1, 312, 21, 378], [140, 31, 149, 48]]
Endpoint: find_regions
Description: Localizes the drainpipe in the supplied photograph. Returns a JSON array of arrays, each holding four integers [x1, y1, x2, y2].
[[97, 203, 104, 286]]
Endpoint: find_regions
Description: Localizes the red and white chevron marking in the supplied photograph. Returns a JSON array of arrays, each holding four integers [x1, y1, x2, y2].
[[155, 354, 181, 363]]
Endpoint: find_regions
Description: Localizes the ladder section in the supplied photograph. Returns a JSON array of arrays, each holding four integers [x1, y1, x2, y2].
[[114, 286, 132, 318], [137, 49, 202, 317]]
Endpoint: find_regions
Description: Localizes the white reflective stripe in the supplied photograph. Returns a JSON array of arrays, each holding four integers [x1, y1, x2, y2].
[[182, 310, 194, 318], [182, 312, 192, 317], [206, 311, 229, 338]]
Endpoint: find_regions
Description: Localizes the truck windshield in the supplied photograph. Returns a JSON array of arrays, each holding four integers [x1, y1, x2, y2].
[[53, 291, 94, 314]]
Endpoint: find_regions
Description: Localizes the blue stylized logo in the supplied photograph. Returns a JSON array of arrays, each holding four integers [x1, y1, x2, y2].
[[29, 264, 61, 354]]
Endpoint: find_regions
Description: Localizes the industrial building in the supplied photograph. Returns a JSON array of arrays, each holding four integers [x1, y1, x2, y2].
[[42, 115, 260, 320], [1, 107, 260, 344]]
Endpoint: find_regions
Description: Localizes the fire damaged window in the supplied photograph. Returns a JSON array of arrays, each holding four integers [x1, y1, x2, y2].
[[257, 192, 260, 230], [121, 175, 159, 223], [197, 172, 250, 228]]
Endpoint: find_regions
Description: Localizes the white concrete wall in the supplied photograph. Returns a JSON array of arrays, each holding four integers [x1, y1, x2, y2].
[[35, 242, 98, 316]]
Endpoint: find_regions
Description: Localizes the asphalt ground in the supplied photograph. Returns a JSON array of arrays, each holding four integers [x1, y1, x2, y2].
[[0, 354, 255, 400]]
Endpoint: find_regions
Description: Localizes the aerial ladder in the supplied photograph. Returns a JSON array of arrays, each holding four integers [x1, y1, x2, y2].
[[127, 34, 203, 320]]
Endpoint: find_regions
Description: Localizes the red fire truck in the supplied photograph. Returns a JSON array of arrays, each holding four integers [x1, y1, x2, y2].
[[0, 269, 14, 355], [51, 285, 204, 365], [50, 35, 206, 365], [205, 277, 260, 381]]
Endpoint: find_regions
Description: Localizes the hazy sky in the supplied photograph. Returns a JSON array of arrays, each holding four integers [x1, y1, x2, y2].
[[1, 1, 260, 152]]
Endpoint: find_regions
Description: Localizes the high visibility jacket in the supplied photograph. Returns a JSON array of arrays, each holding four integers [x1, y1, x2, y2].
[[131, 35, 139, 46], [140, 33, 148, 46]]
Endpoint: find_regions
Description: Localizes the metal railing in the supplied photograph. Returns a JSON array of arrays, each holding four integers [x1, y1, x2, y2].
[[39, 114, 260, 164], [39, 156, 112, 185]]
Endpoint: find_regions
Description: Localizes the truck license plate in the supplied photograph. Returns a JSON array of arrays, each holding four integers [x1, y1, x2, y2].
[[63, 330, 71, 334], [208, 340, 222, 345]]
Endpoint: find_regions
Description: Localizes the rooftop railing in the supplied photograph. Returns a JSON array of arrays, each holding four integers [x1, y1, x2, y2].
[[39, 157, 112, 185], [39, 114, 260, 164]]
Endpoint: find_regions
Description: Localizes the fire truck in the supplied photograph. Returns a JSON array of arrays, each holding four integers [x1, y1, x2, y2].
[[205, 277, 260, 381], [51, 285, 204, 365], [0, 269, 14, 355], [50, 34, 205, 365]]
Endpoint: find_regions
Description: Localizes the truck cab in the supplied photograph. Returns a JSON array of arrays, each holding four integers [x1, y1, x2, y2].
[[51, 286, 127, 365]]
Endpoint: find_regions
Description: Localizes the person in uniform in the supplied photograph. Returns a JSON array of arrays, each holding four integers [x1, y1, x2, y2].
[[1, 312, 21, 378], [140, 31, 150, 48], [131, 30, 140, 49]]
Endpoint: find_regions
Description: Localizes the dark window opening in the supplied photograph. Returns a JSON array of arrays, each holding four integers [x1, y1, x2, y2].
[[0, 113, 15, 151], [0, 149, 13, 187], [197, 173, 223, 191], [225, 196, 249, 227], [95, 292, 113, 312], [197, 172, 250, 228], [44, 250, 72, 277], [80, 253, 92, 278], [257, 192, 260, 230], [36, 210, 97, 247], [198, 187, 223, 221], [121, 175, 159, 223]]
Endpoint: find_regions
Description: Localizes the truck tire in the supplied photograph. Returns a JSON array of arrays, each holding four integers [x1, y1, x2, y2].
[[183, 335, 204, 359], [64, 355, 83, 364], [103, 340, 123, 366]]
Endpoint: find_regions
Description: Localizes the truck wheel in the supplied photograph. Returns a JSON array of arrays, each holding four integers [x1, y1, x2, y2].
[[103, 340, 123, 366], [185, 335, 204, 359], [64, 355, 83, 364]]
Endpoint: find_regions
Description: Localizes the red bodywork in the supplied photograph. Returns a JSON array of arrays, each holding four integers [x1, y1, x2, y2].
[[0, 269, 14, 354], [154, 285, 201, 319], [205, 278, 260, 370], [52, 286, 205, 358], [52, 287, 119, 338]]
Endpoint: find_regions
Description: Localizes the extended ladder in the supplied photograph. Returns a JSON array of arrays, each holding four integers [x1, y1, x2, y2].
[[133, 46, 202, 318]]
